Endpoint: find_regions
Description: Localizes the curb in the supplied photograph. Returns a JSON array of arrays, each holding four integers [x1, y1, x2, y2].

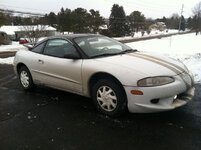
[[0, 51, 16, 58], [119, 31, 193, 43]]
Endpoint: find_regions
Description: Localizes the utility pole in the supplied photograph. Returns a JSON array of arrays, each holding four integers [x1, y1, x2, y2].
[[179, 4, 184, 31]]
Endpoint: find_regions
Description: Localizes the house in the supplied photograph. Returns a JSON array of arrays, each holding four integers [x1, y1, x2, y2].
[[0, 25, 56, 41]]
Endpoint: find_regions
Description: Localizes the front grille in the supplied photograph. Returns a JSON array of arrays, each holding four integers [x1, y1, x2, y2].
[[177, 92, 192, 101]]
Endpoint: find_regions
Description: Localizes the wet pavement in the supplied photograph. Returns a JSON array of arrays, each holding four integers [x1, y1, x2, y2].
[[0, 64, 201, 150]]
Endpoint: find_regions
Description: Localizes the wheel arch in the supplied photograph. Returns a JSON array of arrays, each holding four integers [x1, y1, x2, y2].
[[16, 63, 29, 74], [88, 72, 127, 99]]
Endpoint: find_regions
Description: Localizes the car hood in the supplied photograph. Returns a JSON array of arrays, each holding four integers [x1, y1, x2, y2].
[[94, 51, 187, 77]]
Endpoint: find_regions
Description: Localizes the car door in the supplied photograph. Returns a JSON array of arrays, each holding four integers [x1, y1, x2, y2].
[[33, 38, 83, 94]]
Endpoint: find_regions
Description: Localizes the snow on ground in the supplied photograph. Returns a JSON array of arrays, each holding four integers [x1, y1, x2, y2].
[[0, 41, 25, 52], [0, 57, 14, 65], [114, 29, 181, 41], [126, 33, 201, 54], [126, 33, 201, 84], [173, 54, 201, 84]]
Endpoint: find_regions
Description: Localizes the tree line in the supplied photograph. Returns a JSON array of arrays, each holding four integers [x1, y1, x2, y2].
[[0, 8, 105, 34], [0, 2, 201, 37]]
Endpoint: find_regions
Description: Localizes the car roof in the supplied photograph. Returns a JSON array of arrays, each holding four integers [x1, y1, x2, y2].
[[34, 33, 104, 51], [47, 34, 103, 41]]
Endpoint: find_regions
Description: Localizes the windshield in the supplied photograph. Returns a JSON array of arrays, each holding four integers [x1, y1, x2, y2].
[[73, 36, 133, 58]]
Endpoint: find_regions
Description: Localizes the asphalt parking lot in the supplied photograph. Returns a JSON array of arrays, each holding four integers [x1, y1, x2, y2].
[[0, 64, 201, 150]]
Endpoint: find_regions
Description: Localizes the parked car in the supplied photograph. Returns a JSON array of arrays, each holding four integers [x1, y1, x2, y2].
[[23, 37, 47, 49], [19, 38, 30, 44], [13, 34, 195, 116], [0, 31, 11, 45]]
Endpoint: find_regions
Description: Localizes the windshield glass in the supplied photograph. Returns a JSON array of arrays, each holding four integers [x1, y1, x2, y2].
[[73, 36, 133, 58]]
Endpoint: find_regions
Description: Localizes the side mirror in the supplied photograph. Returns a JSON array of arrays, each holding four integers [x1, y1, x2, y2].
[[23, 43, 34, 50], [64, 53, 80, 59]]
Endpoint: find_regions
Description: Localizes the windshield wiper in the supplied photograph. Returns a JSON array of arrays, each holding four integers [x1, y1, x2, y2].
[[118, 49, 138, 54], [90, 49, 138, 58], [90, 53, 118, 58]]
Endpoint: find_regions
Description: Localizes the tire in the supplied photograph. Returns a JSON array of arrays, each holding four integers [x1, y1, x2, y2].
[[18, 66, 34, 91], [92, 79, 127, 117]]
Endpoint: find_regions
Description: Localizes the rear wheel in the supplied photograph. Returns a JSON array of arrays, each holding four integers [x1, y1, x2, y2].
[[92, 79, 127, 117], [18, 66, 34, 91]]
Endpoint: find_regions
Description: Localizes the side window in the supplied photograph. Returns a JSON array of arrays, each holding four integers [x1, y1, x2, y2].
[[32, 42, 46, 53], [43, 39, 79, 58]]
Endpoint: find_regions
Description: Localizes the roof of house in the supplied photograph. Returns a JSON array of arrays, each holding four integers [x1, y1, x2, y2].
[[0, 25, 56, 35]]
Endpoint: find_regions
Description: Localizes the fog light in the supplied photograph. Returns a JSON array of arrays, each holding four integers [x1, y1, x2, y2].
[[150, 99, 159, 104], [174, 95, 177, 100], [131, 90, 143, 95]]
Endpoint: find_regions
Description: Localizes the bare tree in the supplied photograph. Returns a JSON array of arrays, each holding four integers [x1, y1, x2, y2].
[[193, 2, 201, 15], [193, 2, 201, 35], [19, 25, 50, 43]]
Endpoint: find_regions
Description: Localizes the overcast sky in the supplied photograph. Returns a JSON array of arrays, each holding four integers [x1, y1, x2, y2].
[[0, 0, 200, 18]]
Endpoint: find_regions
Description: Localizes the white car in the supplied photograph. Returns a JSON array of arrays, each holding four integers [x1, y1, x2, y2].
[[13, 34, 195, 116]]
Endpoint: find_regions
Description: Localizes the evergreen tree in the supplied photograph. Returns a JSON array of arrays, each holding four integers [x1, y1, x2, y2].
[[128, 11, 145, 32], [71, 8, 90, 33], [187, 17, 193, 29], [109, 4, 128, 37], [23, 17, 33, 25], [89, 9, 104, 33], [47, 12, 57, 27], [56, 7, 104, 33], [180, 15, 186, 31], [0, 12, 6, 26], [166, 14, 180, 29], [57, 8, 72, 32], [12, 16, 23, 25], [57, 8, 66, 31]]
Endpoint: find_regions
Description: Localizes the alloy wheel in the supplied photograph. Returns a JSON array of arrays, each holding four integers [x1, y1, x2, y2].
[[20, 70, 29, 88], [96, 86, 117, 112]]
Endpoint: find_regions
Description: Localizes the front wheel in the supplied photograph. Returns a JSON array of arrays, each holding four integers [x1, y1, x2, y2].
[[92, 79, 127, 117], [18, 66, 34, 91]]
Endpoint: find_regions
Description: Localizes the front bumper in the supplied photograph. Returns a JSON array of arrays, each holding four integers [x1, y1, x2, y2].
[[124, 73, 195, 113], [125, 86, 195, 113]]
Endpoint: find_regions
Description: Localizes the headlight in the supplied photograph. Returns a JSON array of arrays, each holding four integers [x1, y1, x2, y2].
[[137, 76, 175, 87]]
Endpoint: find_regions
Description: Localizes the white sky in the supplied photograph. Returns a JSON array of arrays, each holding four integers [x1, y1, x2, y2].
[[0, 0, 200, 18]]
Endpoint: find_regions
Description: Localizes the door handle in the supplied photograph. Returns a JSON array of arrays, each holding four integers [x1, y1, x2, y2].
[[38, 59, 44, 64]]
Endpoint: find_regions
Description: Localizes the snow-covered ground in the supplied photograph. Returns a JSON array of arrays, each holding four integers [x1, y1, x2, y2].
[[126, 33, 201, 84], [0, 41, 25, 52], [0, 57, 14, 64], [0, 41, 26, 65], [114, 29, 183, 41], [0, 32, 200, 84]]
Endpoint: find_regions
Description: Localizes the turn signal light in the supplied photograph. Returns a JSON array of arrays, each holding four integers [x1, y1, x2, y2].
[[131, 90, 143, 95]]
